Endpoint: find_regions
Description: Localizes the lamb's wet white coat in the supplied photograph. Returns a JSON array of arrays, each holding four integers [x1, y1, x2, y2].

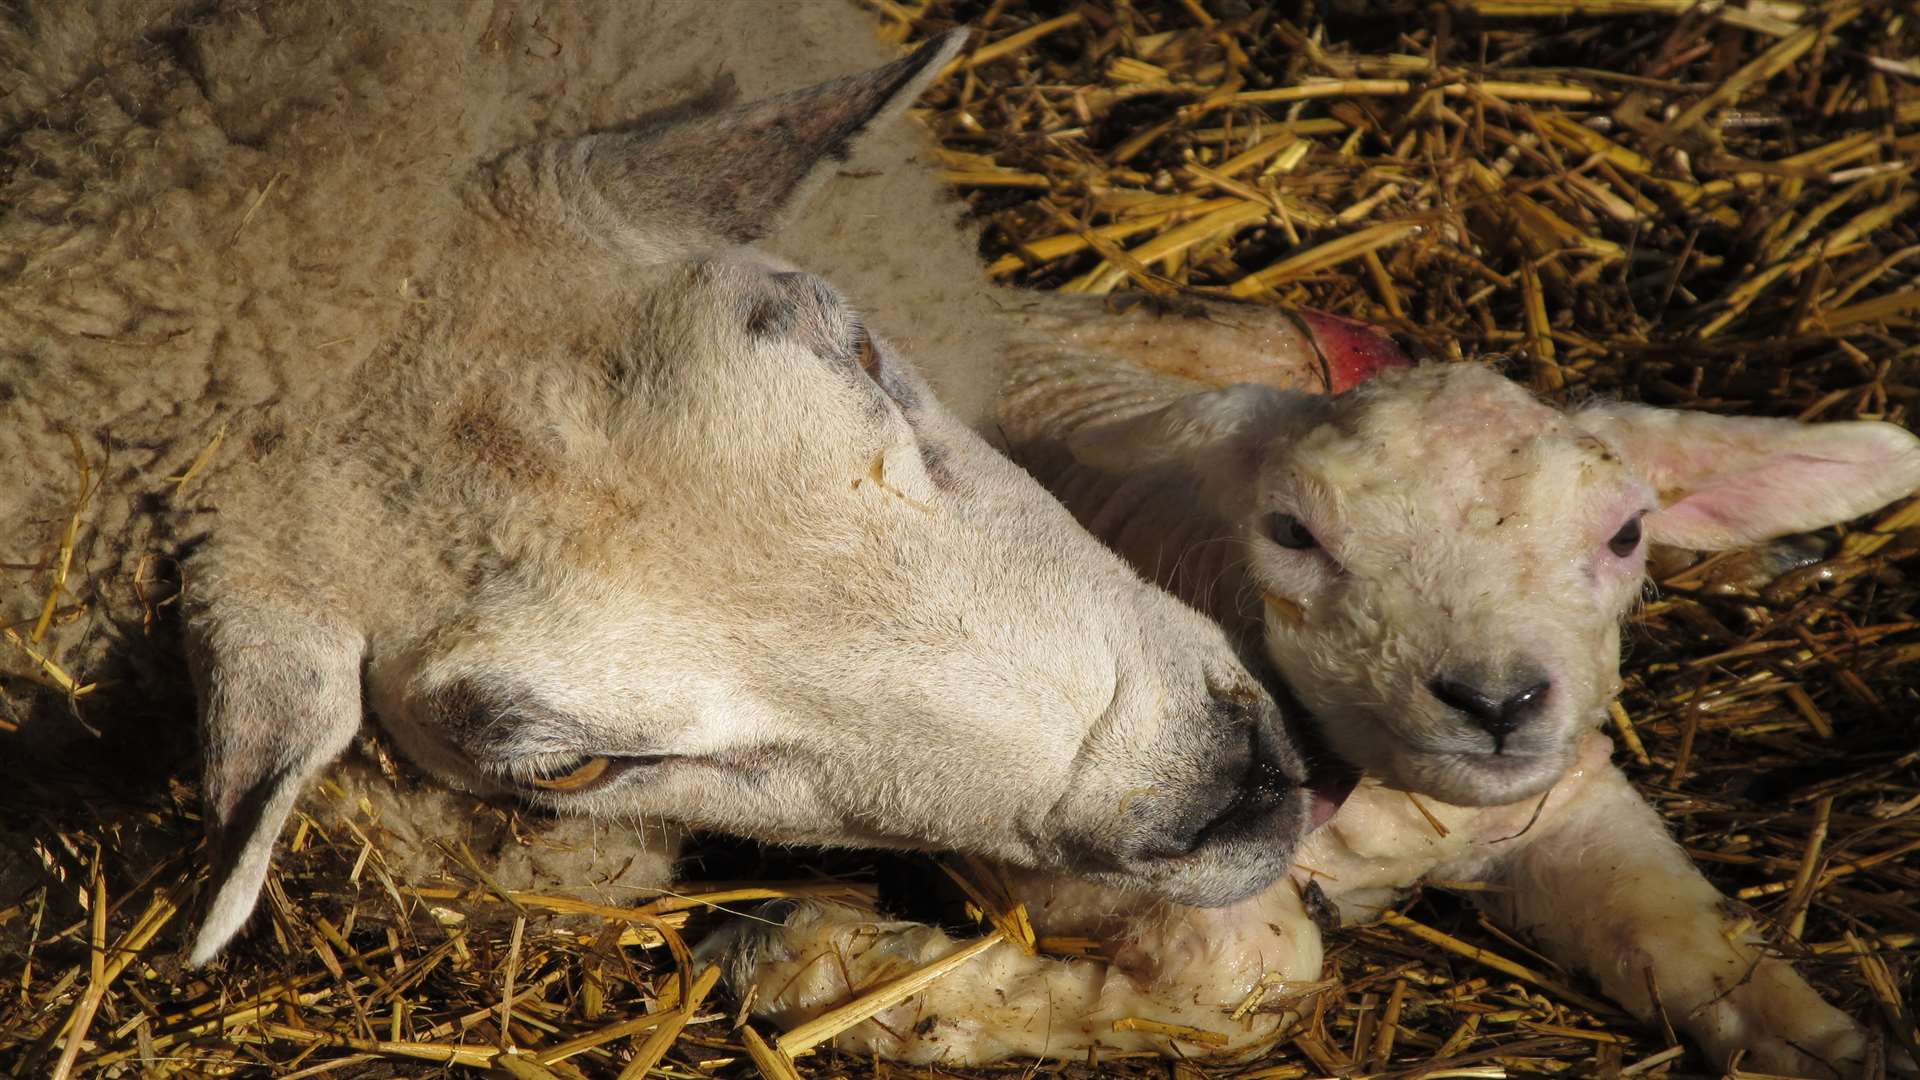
[[737, 329, 1920, 1078]]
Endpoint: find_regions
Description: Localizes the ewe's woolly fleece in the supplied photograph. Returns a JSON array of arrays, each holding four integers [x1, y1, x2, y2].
[[0, 0, 1000, 738]]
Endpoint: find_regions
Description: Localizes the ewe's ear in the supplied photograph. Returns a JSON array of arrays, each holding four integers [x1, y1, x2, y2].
[[186, 604, 363, 965], [1579, 402, 1920, 550], [503, 29, 967, 260], [1070, 384, 1316, 490]]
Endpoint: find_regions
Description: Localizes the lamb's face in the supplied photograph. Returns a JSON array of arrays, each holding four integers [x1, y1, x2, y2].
[[1249, 366, 1654, 806], [1040, 327, 1920, 816], [372, 255, 1309, 906]]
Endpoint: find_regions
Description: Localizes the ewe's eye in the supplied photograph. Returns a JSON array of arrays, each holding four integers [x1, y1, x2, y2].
[[1608, 516, 1643, 557], [522, 755, 613, 792], [853, 322, 880, 378], [1263, 512, 1318, 551]]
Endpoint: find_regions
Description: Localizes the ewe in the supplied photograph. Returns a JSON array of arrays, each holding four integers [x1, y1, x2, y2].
[[734, 299, 1920, 1078], [1, 5, 1306, 967]]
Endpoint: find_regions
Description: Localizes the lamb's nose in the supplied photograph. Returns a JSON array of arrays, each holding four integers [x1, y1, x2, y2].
[[1428, 676, 1551, 744]]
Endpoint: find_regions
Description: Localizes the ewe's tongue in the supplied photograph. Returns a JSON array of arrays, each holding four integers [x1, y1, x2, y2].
[[1294, 308, 1412, 393], [1308, 758, 1361, 830]]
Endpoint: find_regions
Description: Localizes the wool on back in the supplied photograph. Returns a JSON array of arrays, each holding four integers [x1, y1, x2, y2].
[[0, 0, 1002, 709]]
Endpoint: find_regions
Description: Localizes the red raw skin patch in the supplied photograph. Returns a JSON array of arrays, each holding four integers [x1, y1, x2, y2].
[[1295, 309, 1411, 393]]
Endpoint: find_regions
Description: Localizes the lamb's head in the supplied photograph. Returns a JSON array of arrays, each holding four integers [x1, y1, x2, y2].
[[1070, 363, 1920, 807], [184, 34, 1308, 964]]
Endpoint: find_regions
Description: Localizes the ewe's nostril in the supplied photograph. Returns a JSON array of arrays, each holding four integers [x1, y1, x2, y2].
[[1214, 723, 1257, 789], [1139, 690, 1301, 861], [1246, 753, 1295, 800], [1137, 727, 1254, 861], [1209, 683, 1304, 790]]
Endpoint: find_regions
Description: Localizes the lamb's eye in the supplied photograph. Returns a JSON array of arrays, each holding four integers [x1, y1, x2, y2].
[[1264, 513, 1318, 550], [1608, 517, 1643, 557], [524, 755, 612, 792]]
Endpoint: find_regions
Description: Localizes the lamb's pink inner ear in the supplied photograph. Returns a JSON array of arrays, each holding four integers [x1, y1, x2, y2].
[[1580, 402, 1920, 551]]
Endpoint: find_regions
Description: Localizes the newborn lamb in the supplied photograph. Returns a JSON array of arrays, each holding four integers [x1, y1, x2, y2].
[[728, 299, 1920, 1078]]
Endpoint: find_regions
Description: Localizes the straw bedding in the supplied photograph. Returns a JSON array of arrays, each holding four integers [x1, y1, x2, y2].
[[3, 0, 1916, 1075]]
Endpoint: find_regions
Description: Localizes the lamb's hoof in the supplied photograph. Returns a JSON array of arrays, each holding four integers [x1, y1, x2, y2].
[[694, 897, 808, 998], [701, 899, 998, 1063], [699, 899, 933, 1024]]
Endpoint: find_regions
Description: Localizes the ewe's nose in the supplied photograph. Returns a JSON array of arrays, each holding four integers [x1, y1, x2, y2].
[[1206, 688, 1300, 801], [1428, 676, 1550, 748], [1137, 685, 1305, 861]]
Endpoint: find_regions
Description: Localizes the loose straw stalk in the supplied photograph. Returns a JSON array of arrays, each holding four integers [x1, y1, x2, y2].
[[776, 930, 1007, 1056]]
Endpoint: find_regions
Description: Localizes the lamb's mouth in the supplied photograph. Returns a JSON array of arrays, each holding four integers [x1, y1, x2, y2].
[[1395, 747, 1565, 807]]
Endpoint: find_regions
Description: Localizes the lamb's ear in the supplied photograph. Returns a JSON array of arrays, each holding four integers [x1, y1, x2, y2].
[[503, 29, 967, 259], [1069, 384, 1320, 518], [1579, 402, 1920, 550], [185, 603, 363, 965]]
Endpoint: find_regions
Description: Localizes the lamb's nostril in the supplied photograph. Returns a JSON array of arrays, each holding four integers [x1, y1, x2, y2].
[[1502, 680, 1550, 723], [1427, 677, 1504, 724], [1429, 676, 1552, 747]]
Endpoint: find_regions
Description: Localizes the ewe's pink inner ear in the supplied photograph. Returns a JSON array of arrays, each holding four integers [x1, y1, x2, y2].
[[1585, 402, 1920, 551]]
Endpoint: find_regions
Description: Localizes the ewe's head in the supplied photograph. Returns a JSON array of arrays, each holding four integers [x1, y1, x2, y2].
[[1073, 363, 1920, 806], [186, 33, 1307, 963]]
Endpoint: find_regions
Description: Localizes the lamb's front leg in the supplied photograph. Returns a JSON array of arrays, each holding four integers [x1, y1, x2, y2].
[[714, 875, 1321, 1065], [1454, 743, 1879, 1077]]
